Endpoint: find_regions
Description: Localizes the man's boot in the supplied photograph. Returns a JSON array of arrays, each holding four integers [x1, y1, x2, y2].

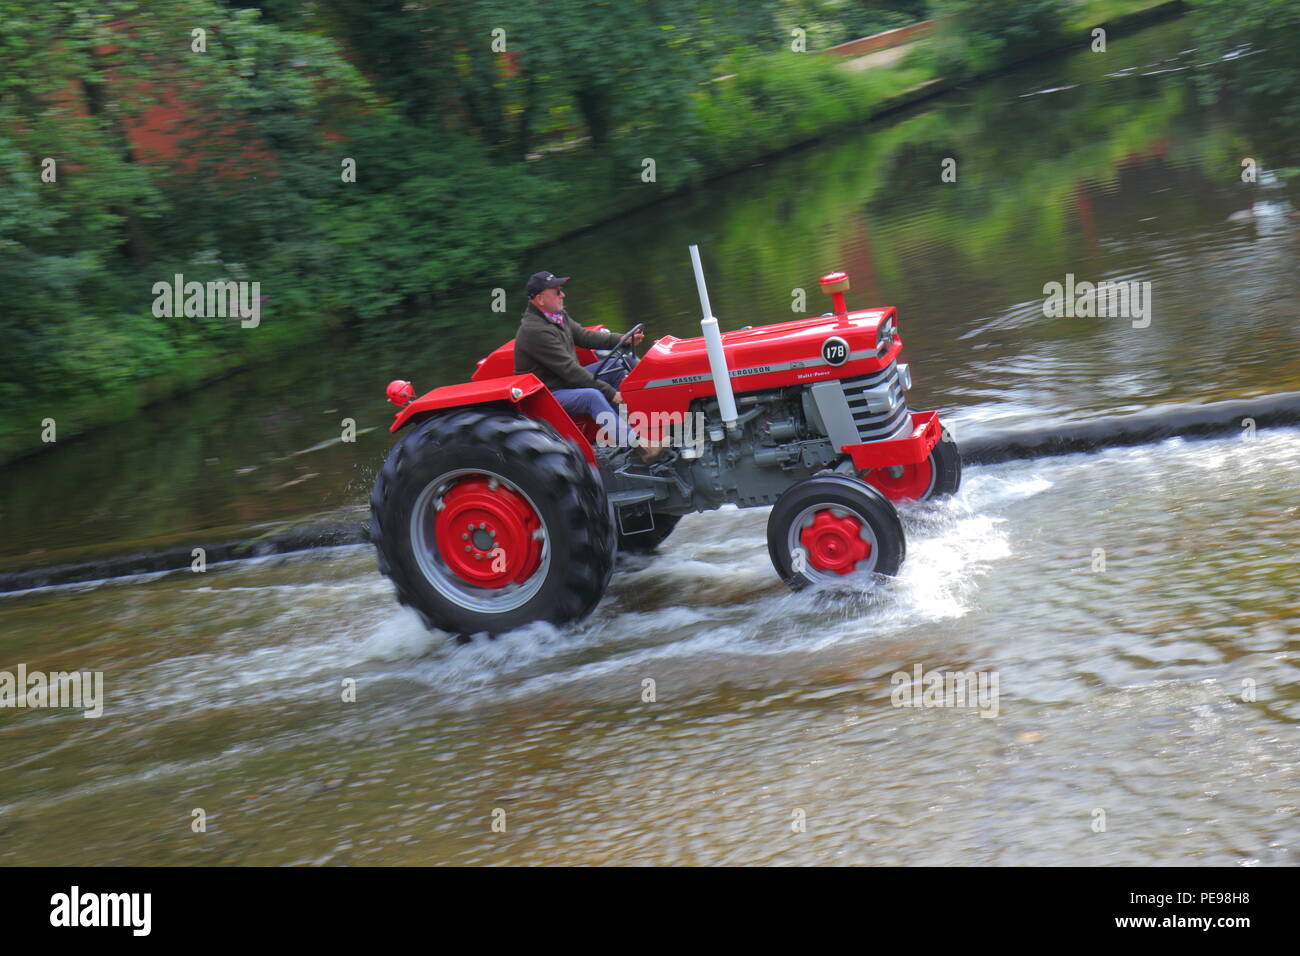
[[636, 441, 665, 464]]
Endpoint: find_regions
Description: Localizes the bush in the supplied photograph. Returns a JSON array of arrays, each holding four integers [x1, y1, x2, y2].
[[321, 119, 558, 320], [931, 0, 1070, 78]]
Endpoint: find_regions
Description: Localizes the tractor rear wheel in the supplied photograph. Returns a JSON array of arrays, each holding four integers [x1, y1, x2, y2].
[[369, 408, 615, 636], [767, 475, 905, 588]]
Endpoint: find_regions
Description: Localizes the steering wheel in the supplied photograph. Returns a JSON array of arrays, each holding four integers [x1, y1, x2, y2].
[[591, 322, 644, 380]]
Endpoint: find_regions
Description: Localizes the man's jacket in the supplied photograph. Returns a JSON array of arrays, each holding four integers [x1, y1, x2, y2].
[[514, 302, 622, 401]]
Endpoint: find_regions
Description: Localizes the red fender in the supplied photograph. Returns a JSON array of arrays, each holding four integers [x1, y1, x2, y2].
[[842, 410, 941, 469], [389, 373, 597, 465]]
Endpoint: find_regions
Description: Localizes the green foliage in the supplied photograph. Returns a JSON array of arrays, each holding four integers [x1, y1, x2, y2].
[[321, 118, 557, 319], [0, 1, 375, 453], [931, 0, 1070, 78], [686, 49, 932, 172]]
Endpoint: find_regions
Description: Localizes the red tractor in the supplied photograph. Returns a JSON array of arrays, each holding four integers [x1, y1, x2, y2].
[[369, 247, 961, 636]]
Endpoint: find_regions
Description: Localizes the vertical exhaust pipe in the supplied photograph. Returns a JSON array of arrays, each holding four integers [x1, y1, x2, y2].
[[689, 244, 738, 431]]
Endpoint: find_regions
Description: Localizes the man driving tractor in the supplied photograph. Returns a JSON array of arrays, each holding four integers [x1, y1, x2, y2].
[[514, 270, 663, 463]]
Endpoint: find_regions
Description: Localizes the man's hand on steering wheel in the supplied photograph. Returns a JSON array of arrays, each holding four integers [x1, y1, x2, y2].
[[592, 322, 645, 379]]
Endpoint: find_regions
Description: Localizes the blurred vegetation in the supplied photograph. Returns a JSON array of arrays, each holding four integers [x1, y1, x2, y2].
[[0, 0, 1207, 462], [929, 0, 1068, 78], [1186, 0, 1300, 150]]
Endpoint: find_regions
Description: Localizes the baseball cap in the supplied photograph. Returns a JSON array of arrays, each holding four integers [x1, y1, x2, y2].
[[526, 271, 570, 297]]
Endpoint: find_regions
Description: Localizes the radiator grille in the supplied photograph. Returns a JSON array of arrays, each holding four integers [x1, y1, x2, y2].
[[839, 362, 910, 442]]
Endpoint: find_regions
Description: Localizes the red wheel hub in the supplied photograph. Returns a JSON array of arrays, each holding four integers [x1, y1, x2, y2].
[[799, 509, 871, 575], [865, 457, 934, 501], [433, 477, 543, 588]]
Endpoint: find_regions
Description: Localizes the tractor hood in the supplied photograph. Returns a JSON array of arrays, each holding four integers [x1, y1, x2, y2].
[[623, 308, 900, 395]]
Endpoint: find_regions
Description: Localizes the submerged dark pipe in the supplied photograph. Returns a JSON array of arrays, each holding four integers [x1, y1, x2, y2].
[[2, 392, 1298, 593], [0, 516, 369, 593], [958, 391, 1300, 465]]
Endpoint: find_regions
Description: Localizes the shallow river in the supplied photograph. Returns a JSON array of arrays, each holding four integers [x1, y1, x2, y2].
[[0, 16, 1296, 865]]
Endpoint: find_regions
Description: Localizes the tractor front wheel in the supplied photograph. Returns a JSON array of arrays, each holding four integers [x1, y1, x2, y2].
[[767, 475, 905, 588]]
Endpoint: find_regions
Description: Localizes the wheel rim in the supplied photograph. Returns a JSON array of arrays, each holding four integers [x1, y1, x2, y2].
[[865, 454, 936, 501], [787, 504, 879, 580], [410, 469, 550, 613]]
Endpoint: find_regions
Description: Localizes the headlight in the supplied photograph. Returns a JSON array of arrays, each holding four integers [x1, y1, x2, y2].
[[877, 316, 898, 352]]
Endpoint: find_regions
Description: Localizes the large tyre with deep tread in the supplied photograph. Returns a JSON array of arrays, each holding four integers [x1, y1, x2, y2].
[[767, 475, 905, 589], [369, 407, 615, 636], [617, 513, 682, 553]]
